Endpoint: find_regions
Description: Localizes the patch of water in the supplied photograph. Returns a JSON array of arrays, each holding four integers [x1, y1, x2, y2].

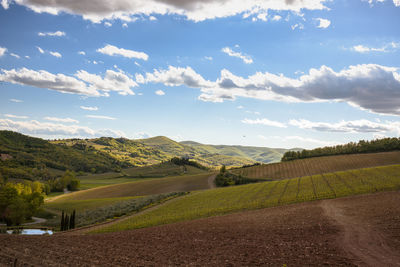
[[6, 229, 53, 235]]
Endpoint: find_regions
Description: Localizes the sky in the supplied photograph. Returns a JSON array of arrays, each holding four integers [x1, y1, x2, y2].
[[0, 0, 400, 149]]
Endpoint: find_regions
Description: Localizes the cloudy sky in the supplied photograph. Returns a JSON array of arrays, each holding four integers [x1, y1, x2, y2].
[[1, 0, 400, 149]]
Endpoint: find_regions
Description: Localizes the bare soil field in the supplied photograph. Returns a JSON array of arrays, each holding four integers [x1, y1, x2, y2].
[[1, 191, 399, 266]]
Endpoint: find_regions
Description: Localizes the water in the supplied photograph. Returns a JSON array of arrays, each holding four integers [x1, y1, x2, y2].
[[6, 229, 53, 235]]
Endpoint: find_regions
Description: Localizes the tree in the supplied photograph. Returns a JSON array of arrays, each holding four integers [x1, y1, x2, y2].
[[61, 211, 65, 231], [64, 214, 69, 231]]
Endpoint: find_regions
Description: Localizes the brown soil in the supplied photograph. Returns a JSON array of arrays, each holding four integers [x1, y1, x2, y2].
[[1, 191, 399, 266]]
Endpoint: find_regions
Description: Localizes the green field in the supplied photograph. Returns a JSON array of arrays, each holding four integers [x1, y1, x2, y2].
[[94, 164, 400, 233], [55, 172, 214, 201]]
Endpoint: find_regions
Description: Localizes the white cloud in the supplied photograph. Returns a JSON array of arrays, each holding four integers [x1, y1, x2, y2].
[[1, 0, 10, 9], [10, 53, 20, 59], [155, 89, 165, 95], [122, 23, 128, 28], [97, 44, 148, 60], [104, 21, 112, 27], [142, 64, 400, 116], [9, 98, 23, 103], [242, 118, 287, 128], [80, 106, 98, 111], [221, 46, 253, 64], [86, 115, 116, 120], [351, 42, 399, 53], [149, 15, 157, 21], [291, 23, 304, 30], [394, 0, 400, 6], [0, 67, 137, 97], [315, 18, 330, 28], [237, 105, 244, 109], [0, 47, 7, 57], [289, 119, 400, 134], [49, 51, 62, 58], [25, 55, 30, 59], [259, 134, 337, 148], [4, 114, 29, 119], [272, 15, 282, 21], [36, 46, 44, 54], [44, 117, 79, 123], [4, 0, 329, 23], [204, 56, 213, 61], [38, 31, 65, 37], [0, 118, 125, 138], [78, 51, 86, 55], [75, 69, 137, 96], [137, 65, 213, 88]]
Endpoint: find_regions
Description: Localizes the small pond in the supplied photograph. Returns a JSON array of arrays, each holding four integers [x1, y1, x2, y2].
[[6, 229, 53, 235]]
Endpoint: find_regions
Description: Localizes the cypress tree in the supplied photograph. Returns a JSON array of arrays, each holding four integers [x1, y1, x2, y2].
[[69, 210, 75, 229], [60, 211, 65, 231], [64, 214, 69, 231], [72, 210, 76, 229]]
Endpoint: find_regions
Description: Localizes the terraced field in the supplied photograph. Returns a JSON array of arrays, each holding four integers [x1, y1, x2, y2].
[[55, 172, 214, 201], [95, 164, 400, 233], [231, 151, 400, 180]]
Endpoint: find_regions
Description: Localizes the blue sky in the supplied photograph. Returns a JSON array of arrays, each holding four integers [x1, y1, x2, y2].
[[0, 0, 400, 149]]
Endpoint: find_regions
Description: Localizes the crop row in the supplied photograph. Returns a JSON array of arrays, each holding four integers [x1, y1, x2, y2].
[[231, 151, 400, 180], [94, 164, 400, 233]]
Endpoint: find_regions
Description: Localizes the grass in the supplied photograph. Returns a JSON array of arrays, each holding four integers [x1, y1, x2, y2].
[[54, 172, 214, 201], [44, 192, 185, 229], [231, 151, 400, 180], [94, 164, 400, 233]]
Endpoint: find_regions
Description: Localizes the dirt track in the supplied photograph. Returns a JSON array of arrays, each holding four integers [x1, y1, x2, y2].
[[1, 191, 399, 266]]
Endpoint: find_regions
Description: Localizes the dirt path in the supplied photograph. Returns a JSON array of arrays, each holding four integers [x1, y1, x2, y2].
[[61, 193, 190, 235], [321, 199, 400, 266], [207, 174, 216, 189]]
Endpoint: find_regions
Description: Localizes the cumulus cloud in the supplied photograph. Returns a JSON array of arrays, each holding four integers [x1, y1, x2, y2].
[[4, 114, 29, 119], [2, 0, 328, 23], [44, 117, 79, 123], [38, 31, 65, 37], [137, 65, 213, 88], [97, 44, 148, 60], [86, 115, 116, 120], [0, 46, 7, 57], [259, 134, 338, 148], [78, 51, 86, 55], [155, 89, 165, 95], [289, 119, 400, 134], [221, 47, 253, 64], [242, 118, 287, 128], [10, 98, 23, 103], [272, 15, 282, 21], [49, 51, 62, 58], [0, 67, 137, 97], [394, 0, 400, 6], [75, 69, 137, 96], [315, 18, 330, 28], [80, 105, 98, 111], [0, 118, 125, 138]]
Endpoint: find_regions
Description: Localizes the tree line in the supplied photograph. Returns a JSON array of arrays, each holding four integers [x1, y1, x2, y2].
[[281, 137, 400, 161]]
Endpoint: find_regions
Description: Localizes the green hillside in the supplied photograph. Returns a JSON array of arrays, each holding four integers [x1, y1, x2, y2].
[[0, 131, 129, 180], [180, 141, 289, 163]]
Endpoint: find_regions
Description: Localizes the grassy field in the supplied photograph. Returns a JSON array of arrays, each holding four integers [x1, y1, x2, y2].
[[231, 151, 400, 180], [94, 164, 400, 233], [44, 193, 184, 228], [55, 172, 214, 201]]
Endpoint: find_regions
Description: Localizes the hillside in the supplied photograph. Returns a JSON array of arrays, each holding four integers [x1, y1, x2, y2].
[[230, 151, 400, 180], [0, 131, 129, 180]]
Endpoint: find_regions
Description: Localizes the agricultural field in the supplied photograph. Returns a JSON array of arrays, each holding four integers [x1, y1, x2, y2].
[[54, 172, 215, 201], [44, 193, 183, 228], [231, 151, 400, 180], [95, 164, 400, 233], [121, 161, 207, 177]]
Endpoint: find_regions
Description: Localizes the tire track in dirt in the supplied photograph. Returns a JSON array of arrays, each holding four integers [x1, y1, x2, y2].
[[321, 199, 400, 266]]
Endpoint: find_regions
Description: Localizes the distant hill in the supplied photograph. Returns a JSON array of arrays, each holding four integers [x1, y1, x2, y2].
[[0, 131, 294, 181], [180, 141, 289, 164]]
